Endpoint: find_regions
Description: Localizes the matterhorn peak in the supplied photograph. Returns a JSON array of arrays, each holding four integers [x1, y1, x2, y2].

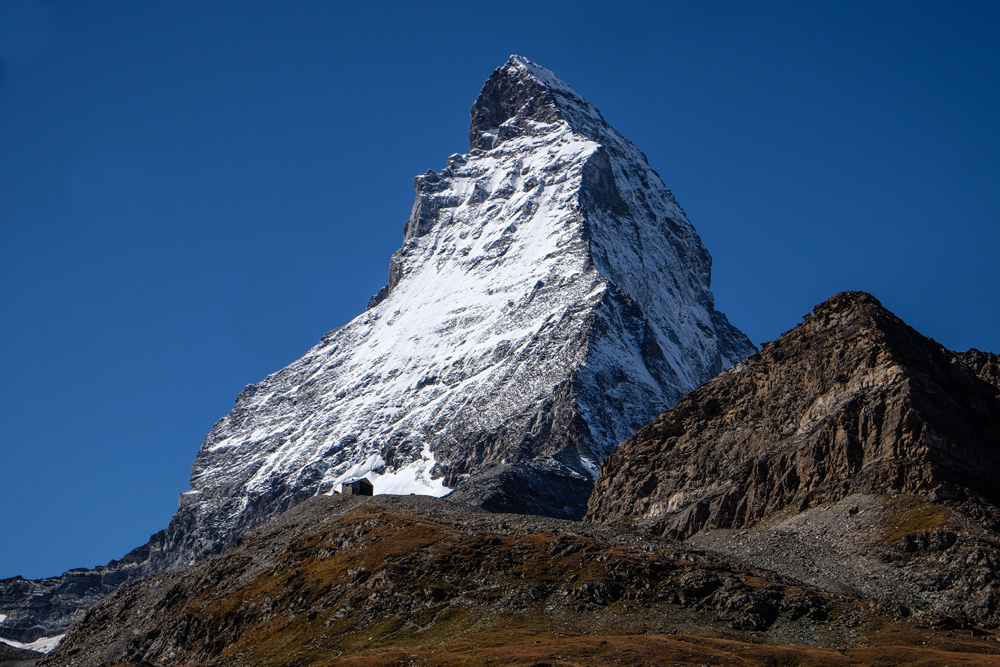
[[469, 55, 602, 150], [179, 54, 755, 535], [0, 57, 755, 641]]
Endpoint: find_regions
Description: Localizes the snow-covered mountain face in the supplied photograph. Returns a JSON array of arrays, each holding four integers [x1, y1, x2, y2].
[[178, 55, 754, 549], [0, 56, 754, 641]]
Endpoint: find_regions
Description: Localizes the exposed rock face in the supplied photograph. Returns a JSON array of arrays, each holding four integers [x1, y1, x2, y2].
[[1, 55, 753, 641], [0, 534, 176, 644], [40, 496, 987, 667], [587, 291, 1000, 624], [957, 348, 1000, 390], [587, 291, 1000, 534]]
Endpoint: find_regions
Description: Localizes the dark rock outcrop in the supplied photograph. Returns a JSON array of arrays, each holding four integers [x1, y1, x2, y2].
[[446, 459, 594, 519]]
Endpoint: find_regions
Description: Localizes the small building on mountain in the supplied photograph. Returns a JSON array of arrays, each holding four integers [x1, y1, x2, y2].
[[342, 477, 374, 496]]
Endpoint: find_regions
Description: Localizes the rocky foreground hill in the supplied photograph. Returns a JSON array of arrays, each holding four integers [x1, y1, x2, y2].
[[34, 496, 1000, 667]]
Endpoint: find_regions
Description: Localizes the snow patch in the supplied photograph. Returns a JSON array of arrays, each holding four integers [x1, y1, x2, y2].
[[579, 456, 600, 480], [327, 453, 386, 492], [0, 634, 64, 654], [372, 443, 451, 497], [327, 445, 450, 497]]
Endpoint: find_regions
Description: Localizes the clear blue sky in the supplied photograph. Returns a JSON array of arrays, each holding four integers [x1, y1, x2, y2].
[[1, 1, 998, 579]]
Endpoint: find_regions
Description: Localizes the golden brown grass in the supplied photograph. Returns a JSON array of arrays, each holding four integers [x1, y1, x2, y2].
[[882, 500, 949, 542], [126, 504, 1000, 667], [310, 631, 1000, 667]]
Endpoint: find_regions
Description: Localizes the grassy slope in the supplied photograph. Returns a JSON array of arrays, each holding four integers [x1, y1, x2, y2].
[[51, 497, 1000, 667]]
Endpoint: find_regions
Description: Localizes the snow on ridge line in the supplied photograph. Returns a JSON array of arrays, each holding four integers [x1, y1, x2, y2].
[[0, 633, 65, 654], [506, 55, 579, 98], [215, 113, 705, 500]]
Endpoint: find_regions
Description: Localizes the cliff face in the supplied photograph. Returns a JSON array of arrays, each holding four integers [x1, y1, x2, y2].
[[1, 55, 753, 641], [588, 291, 1000, 536], [587, 291, 1000, 623]]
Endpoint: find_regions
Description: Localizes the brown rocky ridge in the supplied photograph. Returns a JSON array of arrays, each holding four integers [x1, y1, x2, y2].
[[35, 495, 1000, 667], [588, 291, 1000, 627]]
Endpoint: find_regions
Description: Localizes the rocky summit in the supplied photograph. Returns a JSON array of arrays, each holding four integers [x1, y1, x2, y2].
[[588, 291, 1000, 627], [0, 55, 753, 642]]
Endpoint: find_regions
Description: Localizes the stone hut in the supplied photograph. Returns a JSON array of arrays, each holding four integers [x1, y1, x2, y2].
[[343, 477, 374, 496]]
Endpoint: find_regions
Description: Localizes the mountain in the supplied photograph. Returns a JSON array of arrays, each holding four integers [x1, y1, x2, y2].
[[587, 291, 1000, 625], [0, 55, 753, 642], [38, 496, 1000, 667], [176, 54, 753, 532]]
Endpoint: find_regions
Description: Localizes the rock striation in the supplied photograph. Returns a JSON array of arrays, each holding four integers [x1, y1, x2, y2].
[[588, 291, 1000, 624], [1, 55, 753, 641]]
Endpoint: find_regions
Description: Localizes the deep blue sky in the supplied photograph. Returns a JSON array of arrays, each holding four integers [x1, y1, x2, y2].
[[1, 1, 998, 579]]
